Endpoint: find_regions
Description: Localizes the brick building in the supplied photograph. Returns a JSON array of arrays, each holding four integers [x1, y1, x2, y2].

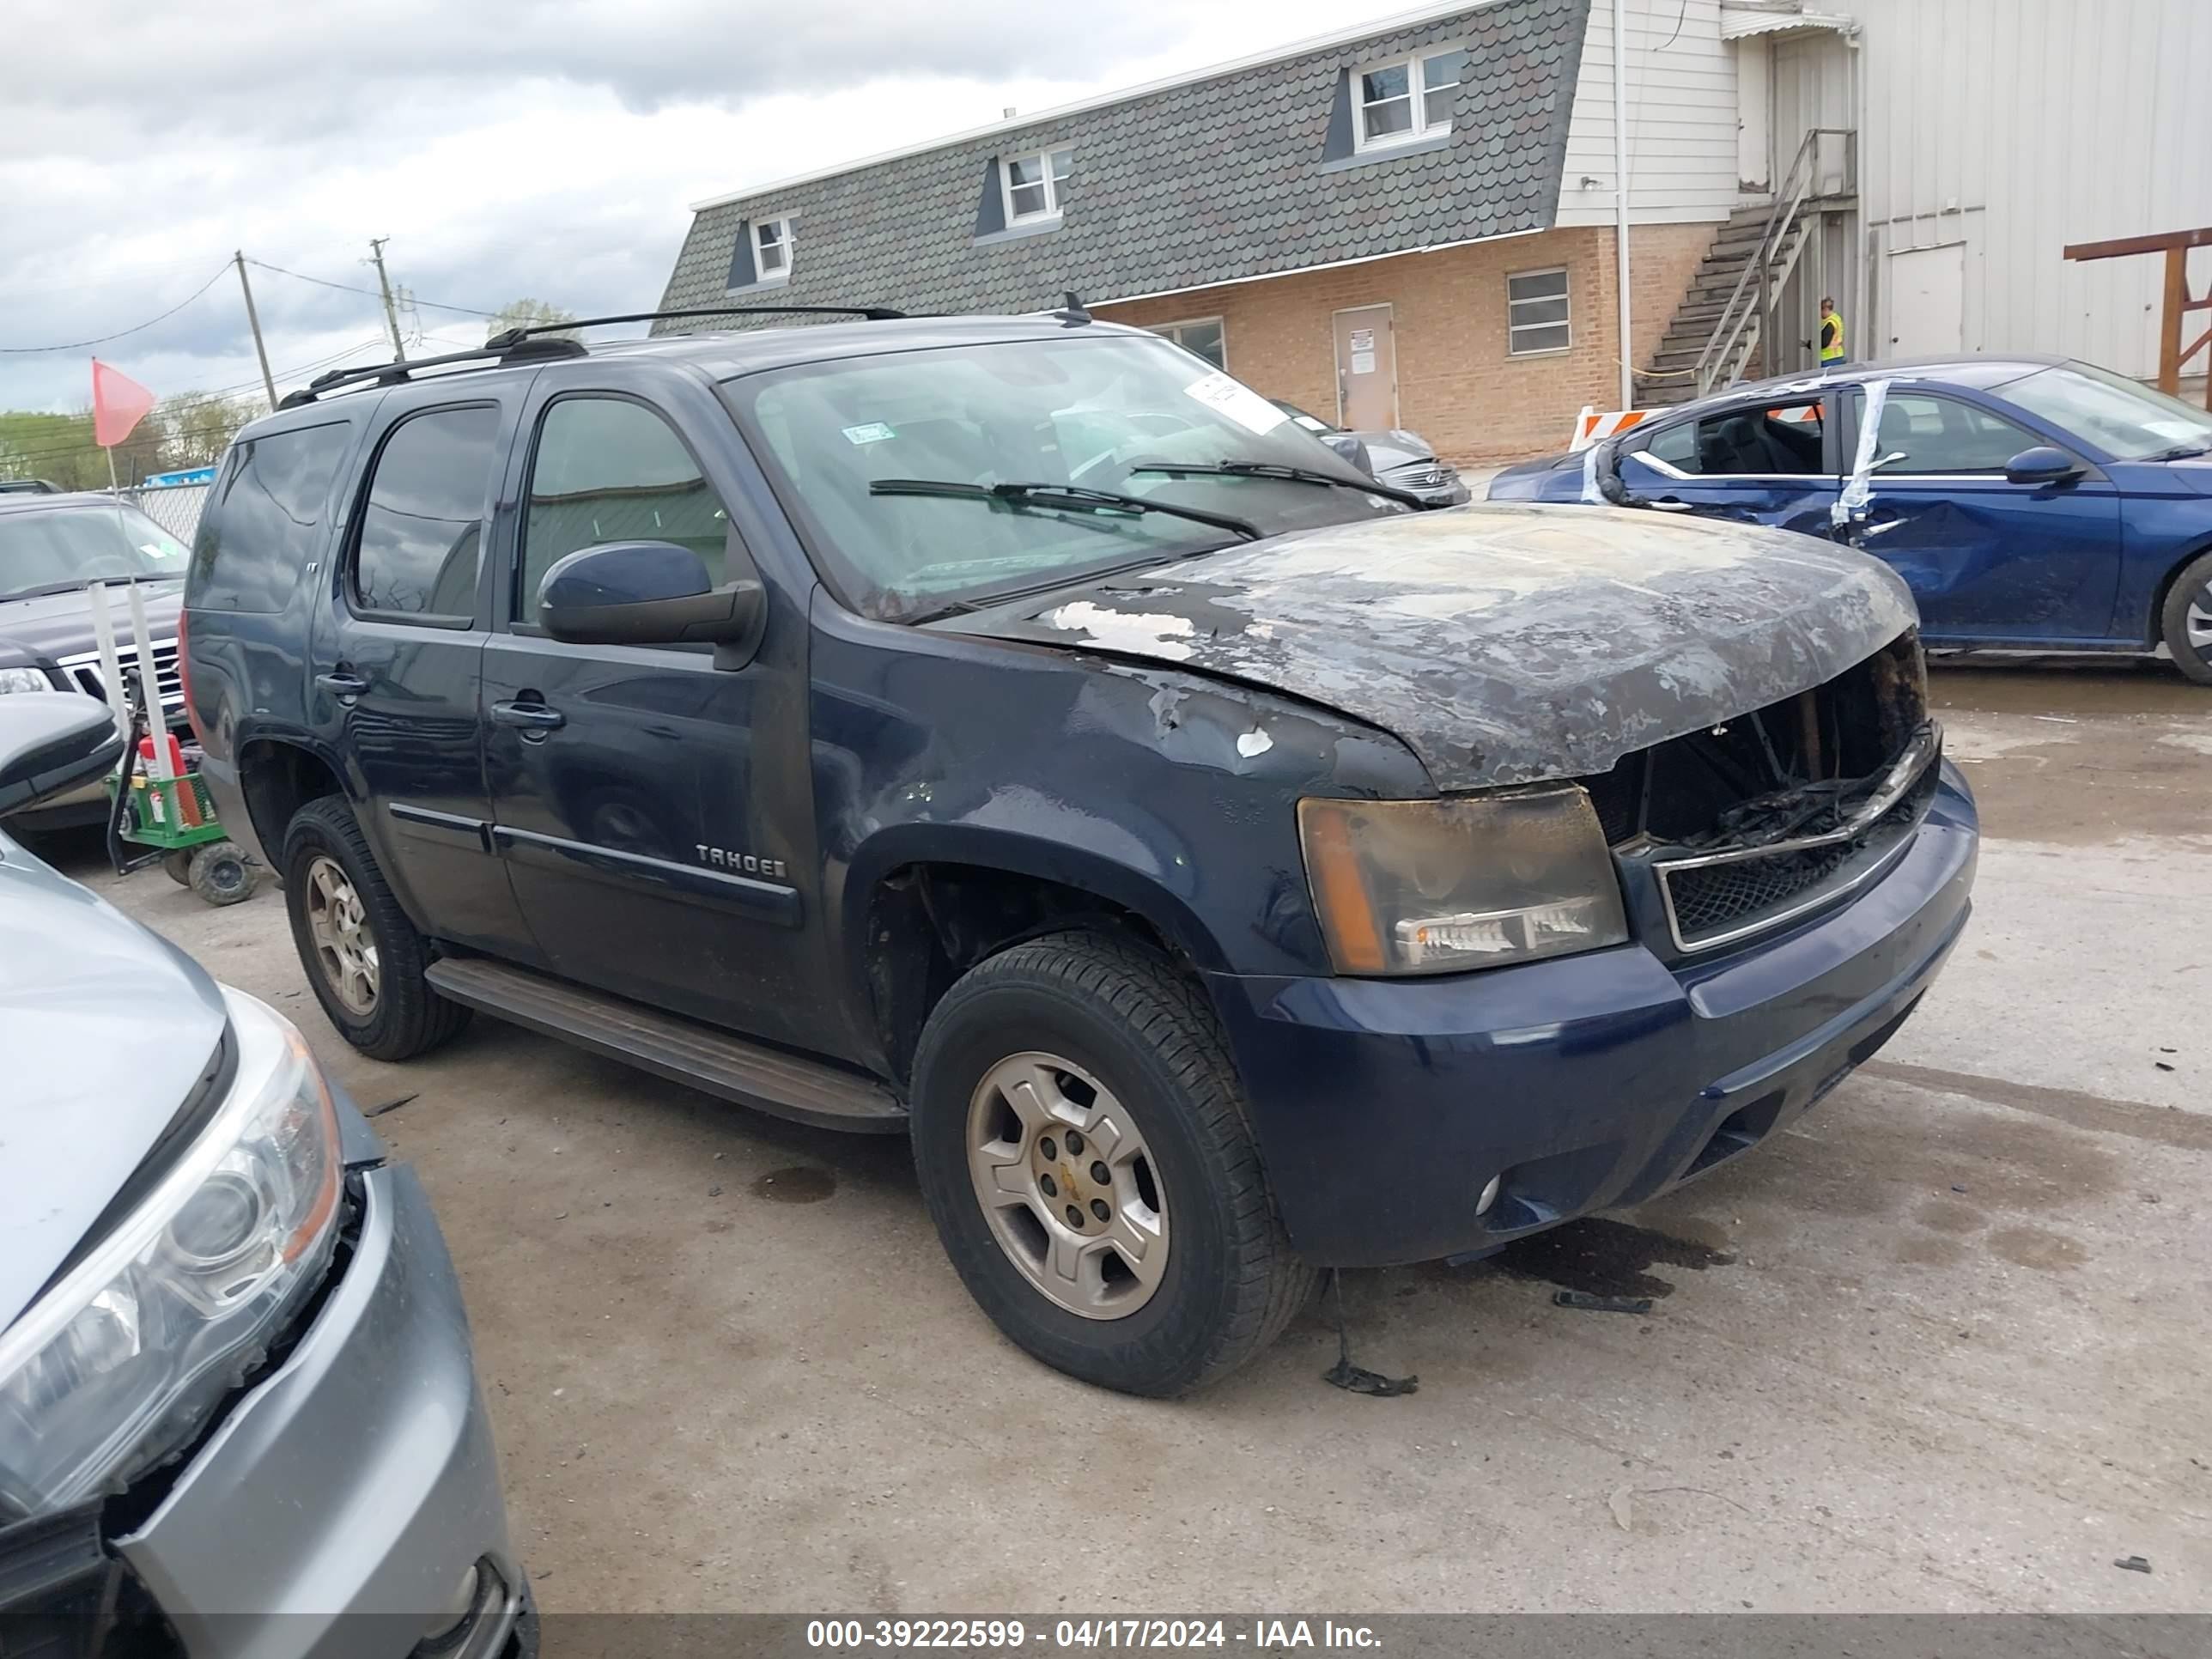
[[653, 1, 1822, 465]]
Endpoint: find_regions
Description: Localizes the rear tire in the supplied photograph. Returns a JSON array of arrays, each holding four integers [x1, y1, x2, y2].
[[908, 930, 1315, 1396], [2160, 550, 2212, 686], [282, 794, 470, 1060], [161, 849, 193, 886]]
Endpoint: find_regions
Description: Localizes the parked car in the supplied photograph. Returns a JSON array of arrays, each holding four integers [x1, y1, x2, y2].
[[0, 693, 532, 1656], [0, 491, 196, 829], [1270, 400, 1471, 507], [0, 479, 64, 495], [1488, 356, 2212, 681], [184, 313, 1976, 1396]]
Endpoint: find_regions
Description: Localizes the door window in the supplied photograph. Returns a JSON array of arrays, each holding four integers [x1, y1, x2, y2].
[[519, 398, 732, 626], [349, 406, 498, 620], [1638, 402, 1824, 476], [1844, 392, 2039, 474]]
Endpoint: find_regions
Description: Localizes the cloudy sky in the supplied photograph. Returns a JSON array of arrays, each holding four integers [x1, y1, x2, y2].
[[0, 0, 1429, 416]]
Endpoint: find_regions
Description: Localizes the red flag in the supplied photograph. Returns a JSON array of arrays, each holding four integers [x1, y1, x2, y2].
[[91, 359, 157, 449]]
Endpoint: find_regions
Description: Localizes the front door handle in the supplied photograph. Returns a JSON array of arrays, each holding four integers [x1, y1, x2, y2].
[[1650, 496, 1698, 513], [316, 671, 368, 697], [491, 699, 566, 731]]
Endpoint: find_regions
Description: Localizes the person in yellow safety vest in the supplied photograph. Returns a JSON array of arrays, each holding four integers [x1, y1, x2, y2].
[[1819, 296, 1846, 367]]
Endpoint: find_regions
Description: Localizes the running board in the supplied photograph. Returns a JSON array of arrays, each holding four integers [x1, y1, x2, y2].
[[424, 957, 907, 1133]]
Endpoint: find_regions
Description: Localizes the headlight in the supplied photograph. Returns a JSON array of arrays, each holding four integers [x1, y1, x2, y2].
[[1299, 787, 1630, 975], [0, 990, 341, 1517], [0, 665, 54, 695]]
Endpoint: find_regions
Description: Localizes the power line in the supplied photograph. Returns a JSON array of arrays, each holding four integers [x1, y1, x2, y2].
[[0, 264, 231, 354], [243, 258, 498, 319]]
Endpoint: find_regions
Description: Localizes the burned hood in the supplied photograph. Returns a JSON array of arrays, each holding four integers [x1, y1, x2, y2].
[[946, 502, 1918, 791]]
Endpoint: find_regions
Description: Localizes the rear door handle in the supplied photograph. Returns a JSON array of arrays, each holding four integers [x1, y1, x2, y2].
[[316, 671, 368, 696], [491, 699, 566, 731]]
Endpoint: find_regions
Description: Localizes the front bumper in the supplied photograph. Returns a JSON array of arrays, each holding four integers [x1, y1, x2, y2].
[[113, 1118, 527, 1659], [1208, 764, 1978, 1268]]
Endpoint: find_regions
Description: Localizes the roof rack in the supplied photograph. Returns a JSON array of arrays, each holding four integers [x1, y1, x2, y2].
[[276, 304, 911, 408], [276, 335, 586, 408], [484, 304, 907, 349]]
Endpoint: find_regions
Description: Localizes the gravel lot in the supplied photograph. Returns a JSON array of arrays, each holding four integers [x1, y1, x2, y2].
[[37, 659, 2209, 1615]]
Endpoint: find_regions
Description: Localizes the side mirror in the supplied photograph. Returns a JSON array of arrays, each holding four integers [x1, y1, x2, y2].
[[539, 541, 765, 659], [2003, 445, 2081, 486], [0, 693, 124, 817]]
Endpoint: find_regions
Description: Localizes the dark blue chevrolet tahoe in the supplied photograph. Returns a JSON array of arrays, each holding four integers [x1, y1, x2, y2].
[[180, 311, 1978, 1395]]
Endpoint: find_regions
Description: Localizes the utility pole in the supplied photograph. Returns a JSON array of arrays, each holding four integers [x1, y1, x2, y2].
[[233, 252, 278, 411], [368, 237, 407, 362]]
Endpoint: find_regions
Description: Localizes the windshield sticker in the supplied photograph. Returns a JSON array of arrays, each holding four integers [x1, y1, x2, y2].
[[842, 422, 896, 445], [1184, 373, 1288, 436], [141, 541, 181, 559]]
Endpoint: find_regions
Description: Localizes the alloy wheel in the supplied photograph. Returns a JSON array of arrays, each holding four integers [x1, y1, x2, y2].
[[965, 1051, 1170, 1320], [304, 854, 380, 1016]]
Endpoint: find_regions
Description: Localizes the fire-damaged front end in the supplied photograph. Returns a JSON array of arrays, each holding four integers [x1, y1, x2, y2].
[[1584, 631, 1942, 958], [948, 503, 1977, 1268]]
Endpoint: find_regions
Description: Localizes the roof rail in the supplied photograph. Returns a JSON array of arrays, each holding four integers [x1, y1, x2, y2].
[[276, 335, 586, 409], [483, 304, 907, 348]]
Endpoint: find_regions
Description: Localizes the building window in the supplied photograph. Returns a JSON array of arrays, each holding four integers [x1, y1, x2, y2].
[[1354, 47, 1468, 149], [1002, 149, 1073, 223], [754, 218, 793, 283], [1150, 318, 1226, 370], [1507, 267, 1571, 356]]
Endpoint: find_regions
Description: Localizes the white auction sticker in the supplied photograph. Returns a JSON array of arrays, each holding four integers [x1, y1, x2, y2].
[[842, 422, 896, 445], [1183, 372, 1288, 435]]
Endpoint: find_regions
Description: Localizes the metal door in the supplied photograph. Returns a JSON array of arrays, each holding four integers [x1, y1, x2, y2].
[[1334, 305, 1397, 431], [1887, 245, 1966, 357]]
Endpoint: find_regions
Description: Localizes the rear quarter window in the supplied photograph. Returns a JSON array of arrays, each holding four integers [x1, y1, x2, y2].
[[186, 421, 351, 612]]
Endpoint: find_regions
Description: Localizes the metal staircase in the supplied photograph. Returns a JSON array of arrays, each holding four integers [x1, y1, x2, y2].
[[1635, 128, 1857, 408]]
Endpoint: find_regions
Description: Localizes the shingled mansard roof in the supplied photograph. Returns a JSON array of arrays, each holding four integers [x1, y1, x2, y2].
[[655, 0, 1589, 330]]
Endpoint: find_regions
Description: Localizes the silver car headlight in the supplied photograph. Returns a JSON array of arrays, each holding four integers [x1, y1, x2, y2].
[[1299, 787, 1630, 975], [0, 665, 55, 695], [0, 990, 342, 1517]]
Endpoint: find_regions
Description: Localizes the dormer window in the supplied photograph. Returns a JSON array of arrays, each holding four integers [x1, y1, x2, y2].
[[754, 218, 793, 283], [1353, 47, 1468, 149], [1002, 149, 1073, 224]]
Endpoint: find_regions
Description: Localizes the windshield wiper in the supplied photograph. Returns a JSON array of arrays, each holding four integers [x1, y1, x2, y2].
[[2142, 442, 2210, 462], [868, 477, 1261, 542], [7, 573, 176, 602], [1128, 459, 1431, 510], [897, 550, 1201, 624]]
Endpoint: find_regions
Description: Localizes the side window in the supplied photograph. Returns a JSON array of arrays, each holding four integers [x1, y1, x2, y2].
[[1850, 392, 2038, 474], [1638, 403, 1823, 477], [188, 422, 350, 612], [349, 407, 498, 621], [519, 398, 731, 626]]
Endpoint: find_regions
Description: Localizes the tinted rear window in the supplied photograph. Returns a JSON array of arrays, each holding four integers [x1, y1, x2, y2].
[[349, 406, 497, 621], [187, 422, 350, 612]]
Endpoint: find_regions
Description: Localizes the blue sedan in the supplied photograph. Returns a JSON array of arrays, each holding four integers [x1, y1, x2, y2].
[[1489, 356, 2212, 682]]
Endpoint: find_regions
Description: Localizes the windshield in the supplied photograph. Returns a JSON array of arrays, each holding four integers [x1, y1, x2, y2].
[[1999, 362, 2212, 461], [0, 502, 191, 602], [727, 333, 1405, 618]]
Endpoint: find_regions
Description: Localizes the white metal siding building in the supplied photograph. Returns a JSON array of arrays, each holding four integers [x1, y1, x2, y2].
[[1846, 0, 2212, 379]]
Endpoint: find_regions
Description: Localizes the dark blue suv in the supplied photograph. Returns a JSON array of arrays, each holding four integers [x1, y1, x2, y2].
[[180, 311, 1978, 1395]]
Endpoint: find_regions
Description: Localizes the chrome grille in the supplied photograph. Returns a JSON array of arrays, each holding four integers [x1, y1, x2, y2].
[[1652, 725, 1942, 953], [54, 637, 182, 712], [1385, 462, 1449, 489]]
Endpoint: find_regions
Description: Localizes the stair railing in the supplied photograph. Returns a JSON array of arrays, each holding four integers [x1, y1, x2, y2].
[[1692, 126, 1856, 398]]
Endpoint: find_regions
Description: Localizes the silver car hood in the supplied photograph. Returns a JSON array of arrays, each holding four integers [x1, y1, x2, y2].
[[0, 836, 228, 1329], [946, 502, 1918, 790]]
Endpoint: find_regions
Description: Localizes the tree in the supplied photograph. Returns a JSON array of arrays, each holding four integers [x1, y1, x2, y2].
[[156, 392, 258, 469], [486, 298, 580, 343]]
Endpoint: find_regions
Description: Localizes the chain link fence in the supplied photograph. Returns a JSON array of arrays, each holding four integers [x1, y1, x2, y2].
[[122, 482, 211, 544]]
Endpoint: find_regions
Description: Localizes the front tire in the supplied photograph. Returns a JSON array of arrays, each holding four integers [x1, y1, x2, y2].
[[2160, 550, 2212, 685], [909, 931, 1315, 1396], [282, 794, 470, 1060]]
